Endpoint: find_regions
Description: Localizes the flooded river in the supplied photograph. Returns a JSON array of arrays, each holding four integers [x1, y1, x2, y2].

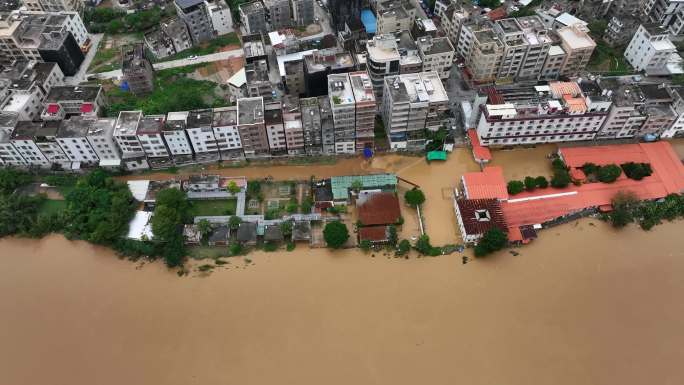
[[2, 144, 684, 384]]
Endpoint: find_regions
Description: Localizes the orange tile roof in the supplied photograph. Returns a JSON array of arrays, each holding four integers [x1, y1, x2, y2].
[[462, 166, 508, 200], [487, 6, 508, 21], [358, 192, 401, 226], [467, 129, 492, 162], [563, 95, 587, 113], [359, 226, 388, 242], [550, 81, 582, 98]]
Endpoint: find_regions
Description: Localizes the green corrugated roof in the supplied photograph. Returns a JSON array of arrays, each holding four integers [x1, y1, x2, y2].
[[427, 151, 447, 161], [330, 173, 397, 200]]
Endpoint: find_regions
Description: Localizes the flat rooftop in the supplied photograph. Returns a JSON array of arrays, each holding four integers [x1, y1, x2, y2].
[[46, 86, 100, 102], [417, 36, 454, 55], [57, 116, 92, 138], [349, 72, 376, 103], [187, 109, 213, 128], [557, 25, 596, 50], [12, 120, 57, 139], [213, 106, 238, 127], [367, 34, 400, 62], [237, 97, 264, 125], [88, 118, 116, 137], [328, 73, 354, 105], [136, 115, 165, 135], [115, 111, 142, 136]]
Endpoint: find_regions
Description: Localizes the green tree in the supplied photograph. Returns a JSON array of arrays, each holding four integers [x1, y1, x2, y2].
[[621, 162, 653, 180], [280, 220, 293, 238], [477, 0, 501, 8], [387, 224, 398, 247], [524, 176, 537, 191], [300, 197, 313, 213], [396, 239, 411, 256], [609, 191, 638, 228], [286, 201, 298, 213], [323, 221, 349, 249], [229, 215, 241, 230], [552, 158, 567, 171], [156, 188, 191, 222], [581, 162, 599, 176], [535, 176, 548, 189], [551, 169, 571, 188], [404, 188, 426, 207], [227, 181, 241, 194], [597, 164, 622, 183], [507, 180, 525, 195], [474, 227, 508, 257], [0, 168, 33, 195], [151, 205, 181, 242], [414, 234, 441, 256]]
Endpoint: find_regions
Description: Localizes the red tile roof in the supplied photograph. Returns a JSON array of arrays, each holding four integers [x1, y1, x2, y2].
[[456, 198, 507, 237], [80, 103, 93, 113], [468, 129, 492, 162], [486, 6, 508, 21], [359, 226, 388, 242], [462, 166, 508, 200], [358, 192, 401, 226], [46, 104, 60, 114]]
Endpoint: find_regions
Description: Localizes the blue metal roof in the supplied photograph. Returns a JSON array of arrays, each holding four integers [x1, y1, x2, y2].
[[360, 9, 377, 34]]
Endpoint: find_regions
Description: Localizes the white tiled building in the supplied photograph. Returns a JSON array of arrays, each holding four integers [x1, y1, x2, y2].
[[212, 106, 244, 160], [624, 23, 684, 75], [186, 109, 220, 162], [164, 111, 195, 164], [86, 118, 121, 167], [56, 117, 100, 166]]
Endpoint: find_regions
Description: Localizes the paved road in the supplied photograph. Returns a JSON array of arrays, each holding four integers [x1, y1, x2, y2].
[[64, 33, 104, 86], [91, 48, 245, 80]]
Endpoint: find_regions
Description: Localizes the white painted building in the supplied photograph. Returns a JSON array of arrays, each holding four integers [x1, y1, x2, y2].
[[264, 102, 286, 154], [113, 111, 144, 154], [205, 0, 233, 35], [86, 118, 121, 167], [186, 109, 220, 162], [211, 106, 244, 160], [163, 111, 195, 164], [624, 24, 684, 75], [10, 121, 51, 167], [56, 116, 100, 166]]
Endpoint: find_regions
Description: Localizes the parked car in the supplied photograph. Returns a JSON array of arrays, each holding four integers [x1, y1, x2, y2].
[[189, 55, 198, 60]]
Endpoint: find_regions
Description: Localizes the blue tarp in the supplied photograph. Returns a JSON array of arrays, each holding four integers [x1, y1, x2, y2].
[[361, 9, 377, 34]]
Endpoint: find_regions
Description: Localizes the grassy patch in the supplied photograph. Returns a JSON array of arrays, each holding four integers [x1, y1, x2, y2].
[[587, 42, 632, 75], [189, 199, 237, 217], [38, 199, 66, 216], [187, 245, 230, 260], [156, 33, 240, 62]]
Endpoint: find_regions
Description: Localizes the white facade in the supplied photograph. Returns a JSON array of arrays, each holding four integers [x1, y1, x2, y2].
[[205, 0, 234, 35], [211, 107, 243, 158], [113, 111, 145, 154], [624, 24, 683, 75], [36, 140, 69, 166], [56, 136, 98, 164], [10, 138, 50, 167], [86, 118, 121, 163], [163, 129, 194, 156], [136, 115, 170, 158], [0, 137, 26, 166], [416, 36, 455, 79]]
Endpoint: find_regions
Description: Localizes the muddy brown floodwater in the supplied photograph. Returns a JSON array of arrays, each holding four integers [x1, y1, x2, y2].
[[2, 145, 684, 384]]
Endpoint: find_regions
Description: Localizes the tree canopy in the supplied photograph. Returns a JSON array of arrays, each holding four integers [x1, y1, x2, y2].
[[404, 188, 426, 207], [474, 227, 508, 257], [507, 180, 525, 195], [597, 164, 622, 183], [323, 221, 349, 249]]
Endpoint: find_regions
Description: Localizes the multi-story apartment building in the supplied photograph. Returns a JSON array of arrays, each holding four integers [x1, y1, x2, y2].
[[303, 49, 356, 97], [300, 97, 323, 155], [349, 71, 376, 151], [381, 71, 448, 150], [41, 85, 104, 121], [86, 117, 121, 167], [284, 59, 305, 96], [416, 36, 454, 79], [492, 17, 552, 81], [440, 1, 472, 48], [212, 106, 244, 160], [282, 96, 305, 155], [205, 0, 233, 35], [624, 23, 683, 75], [541, 45, 566, 80], [245, 59, 274, 99], [376, 1, 413, 35], [0, 10, 88, 65], [291, 0, 314, 26], [0, 127, 27, 166], [187, 109, 220, 162], [37, 29, 84, 76], [239, 1, 268, 34], [175, 0, 214, 44], [121, 43, 154, 96], [32, 121, 69, 167], [113, 110, 144, 154], [458, 22, 503, 83], [557, 23, 596, 77], [366, 34, 401, 102], [10, 120, 51, 167], [1, 77, 46, 121], [136, 114, 172, 168], [55, 116, 100, 166], [318, 95, 335, 154], [22, 0, 84, 13], [163, 111, 195, 164], [642, 0, 684, 36], [237, 97, 270, 158], [328, 73, 356, 154], [264, 0, 291, 30], [144, 17, 192, 59], [475, 81, 612, 147], [264, 101, 286, 155]]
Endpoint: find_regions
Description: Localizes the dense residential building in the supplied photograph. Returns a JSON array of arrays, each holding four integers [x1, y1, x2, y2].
[[303, 49, 356, 97], [205, 0, 233, 35], [175, 0, 214, 44], [187, 109, 220, 162], [300, 97, 323, 155], [349, 71, 376, 151], [85, 117, 121, 167], [37, 30, 84, 76], [239, 1, 268, 34], [212, 106, 244, 160], [624, 23, 683, 75], [0, 10, 88, 65], [475, 81, 612, 146], [328, 73, 357, 153], [41, 85, 104, 121], [56, 116, 100, 166], [291, 0, 314, 26], [282, 96, 304, 155], [329, 0, 362, 33], [136, 114, 172, 168], [412, 18, 438, 39], [264, 0, 292, 30], [113, 111, 144, 154], [0, 60, 62, 121], [366, 34, 402, 102], [541, 45, 566, 80], [457, 22, 503, 83], [245, 59, 273, 99], [375, 0, 415, 35], [243, 33, 268, 66], [144, 17, 192, 59], [642, 0, 684, 36], [0, 127, 27, 166], [556, 23, 596, 77], [318, 95, 335, 154], [604, 12, 641, 47], [22, 0, 84, 13], [493, 17, 552, 81], [381, 71, 448, 150], [416, 36, 454, 79], [121, 43, 155, 96], [284, 59, 305, 96], [10, 120, 50, 167], [264, 101, 286, 155], [237, 97, 270, 158], [163, 111, 195, 164]]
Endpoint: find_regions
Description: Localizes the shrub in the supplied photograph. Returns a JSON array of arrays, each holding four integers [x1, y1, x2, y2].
[[581, 162, 599, 176], [286, 242, 296, 251], [387, 225, 398, 247], [359, 239, 372, 252], [552, 158, 568, 171], [396, 239, 411, 256], [535, 176, 548, 189], [551, 169, 571, 188], [524, 176, 537, 191], [507, 180, 525, 195], [323, 221, 349, 248], [414, 234, 441, 256], [609, 190, 639, 228], [597, 164, 622, 183], [621, 162, 653, 180], [229, 242, 244, 256]]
